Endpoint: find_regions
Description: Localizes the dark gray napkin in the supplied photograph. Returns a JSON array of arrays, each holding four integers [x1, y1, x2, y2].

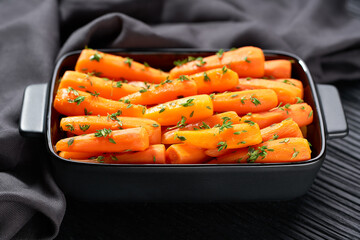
[[0, 0, 359, 239]]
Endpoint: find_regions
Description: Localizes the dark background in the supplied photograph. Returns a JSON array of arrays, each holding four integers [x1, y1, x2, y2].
[[0, 0, 359, 239]]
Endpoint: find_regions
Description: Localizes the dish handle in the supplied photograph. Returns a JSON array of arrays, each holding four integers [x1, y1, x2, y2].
[[19, 83, 48, 137], [316, 84, 348, 139]]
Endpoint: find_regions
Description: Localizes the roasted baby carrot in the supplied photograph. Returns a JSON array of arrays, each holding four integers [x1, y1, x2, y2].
[[240, 103, 314, 128], [75, 49, 169, 83], [264, 59, 292, 79], [174, 122, 262, 149], [60, 116, 161, 144], [169, 46, 264, 79], [210, 137, 311, 164], [166, 144, 210, 164], [55, 127, 149, 153], [212, 89, 278, 115], [204, 119, 303, 157], [54, 88, 145, 117], [121, 77, 197, 105], [68, 145, 166, 164], [144, 95, 213, 126], [59, 151, 98, 160], [58, 71, 140, 100], [189, 68, 239, 94], [260, 119, 303, 142], [275, 78, 304, 98], [162, 111, 241, 145], [234, 78, 302, 104]]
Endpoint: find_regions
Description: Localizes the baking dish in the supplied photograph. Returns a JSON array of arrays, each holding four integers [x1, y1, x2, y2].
[[19, 49, 348, 202]]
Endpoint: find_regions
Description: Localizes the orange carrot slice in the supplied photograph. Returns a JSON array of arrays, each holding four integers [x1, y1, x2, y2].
[[166, 144, 210, 164], [260, 119, 303, 142], [264, 60, 291, 79], [121, 78, 197, 105], [54, 88, 145, 117], [240, 103, 313, 128], [59, 151, 98, 160], [234, 78, 302, 104], [169, 46, 264, 79], [162, 111, 240, 144], [75, 49, 169, 83], [55, 127, 149, 153], [189, 68, 239, 94], [144, 95, 213, 126], [174, 123, 262, 149], [58, 71, 140, 100], [210, 137, 311, 164], [212, 89, 278, 115], [67, 144, 166, 164], [60, 116, 161, 144]]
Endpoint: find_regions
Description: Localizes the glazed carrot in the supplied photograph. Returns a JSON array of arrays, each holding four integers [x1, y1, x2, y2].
[[189, 68, 239, 94], [58, 71, 140, 100], [166, 144, 210, 164], [264, 60, 291, 79], [240, 103, 314, 128], [234, 78, 302, 104], [55, 127, 149, 153], [54, 88, 145, 117], [68, 145, 166, 164], [275, 78, 304, 98], [60, 116, 161, 144], [169, 46, 264, 79], [144, 95, 213, 126], [59, 151, 98, 160], [75, 49, 169, 83], [212, 89, 278, 115], [121, 78, 197, 105], [162, 111, 240, 144], [260, 119, 303, 142], [204, 119, 303, 157], [210, 137, 311, 164], [174, 123, 262, 149]]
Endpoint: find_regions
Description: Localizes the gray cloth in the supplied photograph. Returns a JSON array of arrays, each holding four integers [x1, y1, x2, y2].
[[0, 0, 359, 239]]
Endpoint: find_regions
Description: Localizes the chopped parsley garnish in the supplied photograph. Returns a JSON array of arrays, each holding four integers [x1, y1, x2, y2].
[[240, 96, 246, 104], [283, 79, 296, 86], [108, 138, 116, 144], [244, 120, 255, 126], [94, 128, 112, 138], [65, 124, 74, 131], [111, 155, 118, 161], [279, 138, 290, 143], [308, 110, 313, 118], [139, 88, 148, 93], [84, 108, 92, 115], [159, 107, 166, 113], [296, 97, 304, 103], [79, 124, 90, 132], [190, 111, 194, 118], [176, 135, 187, 141], [89, 53, 102, 62], [88, 91, 100, 97], [152, 123, 159, 127], [67, 138, 74, 147], [143, 62, 150, 67], [180, 98, 195, 107], [195, 57, 206, 67], [96, 156, 105, 163], [292, 148, 299, 159], [153, 156, 156, 163], [178, 75, 189, 82], [209, 93, 215, 100], [203, 72, 210, 82], [124, 57, 133, 67], [67, 87, 79, 96], [68, 96, 85, 105], [244, 56, 251, 63], [216, 49, 224, 58], [272, 134, 279, 140], [231, 94, 238, 98], [206, 106, 212, 110], [217, 141, 227, 151], [250, 95, 261, 106], [114, 82, 123, 88], [222, 66, 228, 74], [199, 121, 211, 129]]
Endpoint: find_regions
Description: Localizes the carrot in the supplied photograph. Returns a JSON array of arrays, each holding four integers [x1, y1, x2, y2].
[[260, 119, 303, 142], [240, 103, 314, 128], [166, 144, 210, 164], [275, 78, 304, 98], [233, 78, 302, 104], [75, 49, 169, 83], [59, 151, 98, 160], [189, 68, 239, 94], [55, 127, 149, 153], [169, 46, 264, 79], [174, 122, 262, 149], [58, 71, 140, 100], [162, 111, 240, 145], [67, 145, 166, 164], [54, 88, 145, 117], [60, 116, 161, 144], [144, 95, 213, 126], [204, 119, 303, 157], [121, 78, 197, 105], [264, 60, 292, 79], [212, 89, 278, 115], [210, 137, 311, 164]]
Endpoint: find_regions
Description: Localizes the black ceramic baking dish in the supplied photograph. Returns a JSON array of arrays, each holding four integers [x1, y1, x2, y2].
[[19, 49, 348, 202]]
